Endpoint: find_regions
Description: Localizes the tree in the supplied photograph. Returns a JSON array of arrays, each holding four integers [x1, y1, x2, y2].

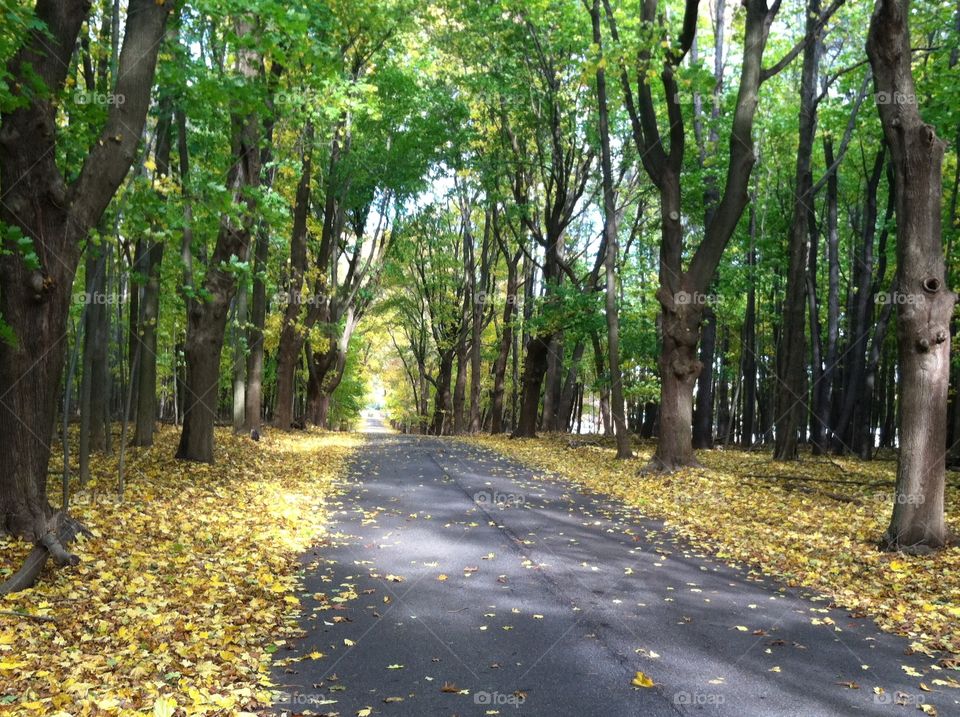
[[0, 0, 170, 592], [604, 0, 811, 470], [589, 0, 631, 459], [176, 17, 262, 462], [773, 0, 824, 460], [866, 0, 955, 551]]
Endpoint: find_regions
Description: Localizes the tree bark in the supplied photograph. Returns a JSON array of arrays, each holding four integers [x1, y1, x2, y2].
[[867, 0, 955, 551], [273, 124, 314, 430], [773, 0, 822, 460], [741, 207, 758, 447], [177, 18, 261, 462], [0, 0, 170, 592], [490, 240, 521, 434], [692, 307, 716, 449], [591, 0, 631, 457]]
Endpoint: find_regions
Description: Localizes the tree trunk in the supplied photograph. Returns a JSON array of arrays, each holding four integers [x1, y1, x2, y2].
[[592, 0, 631, 458], [273, 125, 314, 430], [773, 0, 821, 460], [692, 307, 716, 448], [867, 0, 955, 551], [244, 224, 268, 433], [243, 66, 283, 433], [231, 282, 248, 432], [431, 350, 455, 435], [832, 148, 886, 453], [469, 212, 491, 433], [513, 334, 550, 437], [177, 18, 260, 462], [490, 247, 520, 434], [651, 299, 701, 470], [0, 0, 169, 592], [557, 341, 586, 432], [741, 208, 758, 447], [452, 334, 468, 433], [132, 240, 164, 446]]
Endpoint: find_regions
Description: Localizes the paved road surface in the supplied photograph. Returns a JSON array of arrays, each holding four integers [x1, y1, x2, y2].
[[271, 432, 954, 716]]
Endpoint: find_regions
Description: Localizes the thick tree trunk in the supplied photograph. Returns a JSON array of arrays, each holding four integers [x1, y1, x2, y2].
[[650, 301, 701, 470], [513, 334, 551, 437], [650, 175, 704, 471], [0, 0, 169, 591], [867, 0, 955, 551], [177, 19, 260, 461], [540, 334, 563, 432], [274, 332, 302, 429]]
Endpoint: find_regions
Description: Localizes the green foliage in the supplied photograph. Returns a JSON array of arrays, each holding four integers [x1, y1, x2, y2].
[[329, 336, 369, 429]]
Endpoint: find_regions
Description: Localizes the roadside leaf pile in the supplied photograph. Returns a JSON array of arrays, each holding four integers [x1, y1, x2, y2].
[[0, 427, 359, 716], [467, 435, 960, 660]]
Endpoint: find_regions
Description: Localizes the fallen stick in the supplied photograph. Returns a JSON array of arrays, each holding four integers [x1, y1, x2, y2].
[[0, 610, 57, 623]]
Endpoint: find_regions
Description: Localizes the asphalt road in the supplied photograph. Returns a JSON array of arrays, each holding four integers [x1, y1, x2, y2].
[[270, 430, 955, 717]]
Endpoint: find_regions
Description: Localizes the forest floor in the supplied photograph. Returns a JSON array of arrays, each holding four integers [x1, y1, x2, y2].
[[270, 428, 957, 717], [0, 426, 360, 716], [467, 434, 960, 660]]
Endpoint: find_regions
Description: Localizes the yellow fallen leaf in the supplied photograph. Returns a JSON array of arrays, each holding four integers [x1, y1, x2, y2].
[[153, 697, 177, 717], [631, 671, 655, 688]]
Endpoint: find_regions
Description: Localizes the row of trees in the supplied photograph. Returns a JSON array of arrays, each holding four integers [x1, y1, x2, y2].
[[0, 0, 451, 592], [375, 0, 957, 551], [0, 0, 955, 594]]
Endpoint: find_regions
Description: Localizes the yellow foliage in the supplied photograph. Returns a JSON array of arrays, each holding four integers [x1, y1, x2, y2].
[[0, 427, 359, 715]]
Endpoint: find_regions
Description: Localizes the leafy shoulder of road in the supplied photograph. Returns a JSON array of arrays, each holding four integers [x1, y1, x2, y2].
[[0, 427, 360, 715]]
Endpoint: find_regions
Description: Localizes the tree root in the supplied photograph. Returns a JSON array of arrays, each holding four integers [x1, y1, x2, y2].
[[639, 454, 704, 475], [0, 512, 92, 595]]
